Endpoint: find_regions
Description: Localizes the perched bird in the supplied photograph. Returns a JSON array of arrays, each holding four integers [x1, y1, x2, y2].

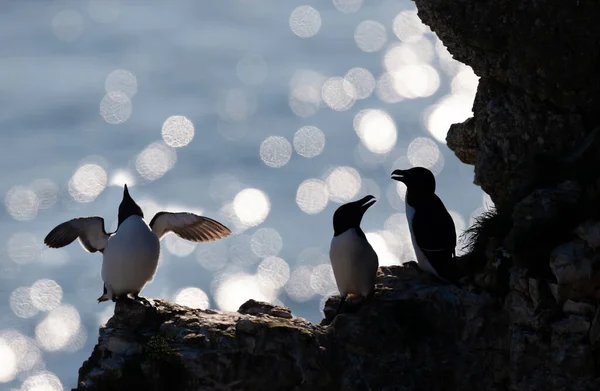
[[391, 167, 457, 282], [329, 195, 379, 316], [44, 184, 231, 303]]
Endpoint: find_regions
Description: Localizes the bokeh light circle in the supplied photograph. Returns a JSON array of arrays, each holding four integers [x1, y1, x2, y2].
[[326, 166, 362, 203], [289, 6, 322, 38], [161, 115, 195, 148], [233, 188, 270, 227], [296, 179, 329, 214], [293, 126, 326, 158], [260, 136, 292, 168]]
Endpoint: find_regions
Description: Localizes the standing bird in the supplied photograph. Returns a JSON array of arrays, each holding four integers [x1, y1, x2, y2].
[[44, 184, 231, 303], [391, 167, 457, 282], [329, 195, 379, 316]]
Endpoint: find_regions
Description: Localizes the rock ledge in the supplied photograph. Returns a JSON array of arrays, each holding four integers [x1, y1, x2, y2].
[[75, 264, 600, 391]]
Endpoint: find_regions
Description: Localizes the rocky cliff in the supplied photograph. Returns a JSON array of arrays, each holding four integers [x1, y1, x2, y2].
[[74, 261, 600, 391], [73, 0, 600, 390]]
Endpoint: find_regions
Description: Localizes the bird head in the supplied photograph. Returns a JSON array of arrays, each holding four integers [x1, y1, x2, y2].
[[118, 184, 144, 226], [332, 195, 377, 236], [391, 166, 436, 194]]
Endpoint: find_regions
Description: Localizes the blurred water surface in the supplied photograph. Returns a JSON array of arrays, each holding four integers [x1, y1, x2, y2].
[[0, 0, 491, 389]]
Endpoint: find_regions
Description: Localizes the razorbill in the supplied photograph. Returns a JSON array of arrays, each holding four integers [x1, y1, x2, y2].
[[329, 195, 379, 316], [391, 167, 457, 282], [44, 184, 232, 303]]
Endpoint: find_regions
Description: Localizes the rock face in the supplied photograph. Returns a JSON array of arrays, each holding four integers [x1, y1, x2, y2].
[[415, 0, 600, 210], [75, 264, 600, 391], [410, 0, 600, 389], [76, 297, 329, 391]]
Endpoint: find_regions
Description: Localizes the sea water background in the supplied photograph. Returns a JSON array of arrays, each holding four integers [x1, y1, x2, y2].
[[0, 1, 491, 389]]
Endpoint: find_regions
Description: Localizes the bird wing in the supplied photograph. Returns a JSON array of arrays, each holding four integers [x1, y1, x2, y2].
[[412, 195, 456, 253], [44, 216, 110, 253], [359, 229, 379, 275], [149, 211, 232, 242], [412, 195, 458, 281]]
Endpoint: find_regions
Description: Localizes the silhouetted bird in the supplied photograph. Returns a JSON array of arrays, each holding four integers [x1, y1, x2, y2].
[[329, 195, 379, 316], [391, 167, 457, 282], [44, 184, 231, 302]]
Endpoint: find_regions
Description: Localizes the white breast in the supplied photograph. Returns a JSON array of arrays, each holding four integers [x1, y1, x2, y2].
[[405, 201, 440, 277], [329, 228, 378, 297], [101, 215, 161, 296]]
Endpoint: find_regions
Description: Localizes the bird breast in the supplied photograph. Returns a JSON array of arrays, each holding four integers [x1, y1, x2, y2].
[[329, 228, 378, 297], [103, 216, 160, 267]]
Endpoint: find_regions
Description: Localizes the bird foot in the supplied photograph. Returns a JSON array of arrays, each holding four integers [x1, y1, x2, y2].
[[403, 261, 419, 269], [112, 293, 138, 303], [334, 296, 346, 316], [133, 294, 152, 306], [334, 294, 370, 317]]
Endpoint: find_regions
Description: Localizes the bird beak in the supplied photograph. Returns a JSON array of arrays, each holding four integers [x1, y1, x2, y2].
[[359, 195, 377, 212], [391, 169, 406, 182]]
